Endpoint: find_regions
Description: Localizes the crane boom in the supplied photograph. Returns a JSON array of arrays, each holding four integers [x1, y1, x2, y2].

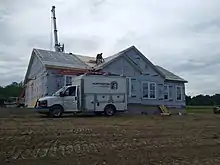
[[51, 6, 64, 52]]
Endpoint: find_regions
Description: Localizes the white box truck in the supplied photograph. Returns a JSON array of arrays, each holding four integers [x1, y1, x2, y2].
[[35, 73, 128, 117]]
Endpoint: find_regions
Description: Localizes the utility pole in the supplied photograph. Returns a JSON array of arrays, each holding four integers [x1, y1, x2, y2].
[[51, 6, 64, 52]]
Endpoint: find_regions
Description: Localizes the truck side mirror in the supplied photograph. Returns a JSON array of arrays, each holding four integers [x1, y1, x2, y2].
[[59, 92, 64, 97]]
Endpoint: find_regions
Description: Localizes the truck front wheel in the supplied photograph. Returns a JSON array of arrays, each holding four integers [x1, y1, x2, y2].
[[104, 105, 115, 117], [49, 105, 63, 118]]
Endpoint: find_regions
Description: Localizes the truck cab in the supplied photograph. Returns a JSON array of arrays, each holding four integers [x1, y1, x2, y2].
[[36, 85, 79, 117]]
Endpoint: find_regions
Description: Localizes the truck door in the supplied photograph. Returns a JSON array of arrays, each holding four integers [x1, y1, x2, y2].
[[63, 86, 77, 111]]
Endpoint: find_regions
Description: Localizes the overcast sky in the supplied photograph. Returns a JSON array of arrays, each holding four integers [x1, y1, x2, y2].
[[1, 0, 220, 96]]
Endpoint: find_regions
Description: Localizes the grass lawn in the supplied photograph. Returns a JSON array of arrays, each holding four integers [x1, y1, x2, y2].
[[186, 106, 214, 114]]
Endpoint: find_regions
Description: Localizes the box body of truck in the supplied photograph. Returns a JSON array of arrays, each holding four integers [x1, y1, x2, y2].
[[74, 74, 127, 113], [36, 73, 127, 117]]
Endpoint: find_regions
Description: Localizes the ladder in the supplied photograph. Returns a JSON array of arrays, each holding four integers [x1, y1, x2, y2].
[[159, 105, 171, 116]]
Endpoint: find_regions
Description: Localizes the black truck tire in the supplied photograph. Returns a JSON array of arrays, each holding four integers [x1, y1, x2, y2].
[[49, 105, 63, 118], [104, 105, 115, 117]]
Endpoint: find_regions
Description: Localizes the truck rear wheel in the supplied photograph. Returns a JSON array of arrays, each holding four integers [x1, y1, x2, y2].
[[104, 105, 115, 117], [49, 105, 63, 118]]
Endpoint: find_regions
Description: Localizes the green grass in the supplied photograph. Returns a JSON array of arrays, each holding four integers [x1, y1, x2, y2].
[[187, 106, 214, 109], [186, 106, 214, 114]]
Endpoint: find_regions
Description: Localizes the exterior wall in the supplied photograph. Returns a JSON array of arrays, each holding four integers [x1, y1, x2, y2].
[[128, 75, 164, 105], [47, 69, 65, 96], [125, 48, 157, 75], [101, 56, 165, 106], [102, 50, 187, 112], [163, 81, 186, 108], [125, 81, 186, 115], [102, 56, 141, 76], [25, 55, 47, 107], [46, 68, 88, 96]]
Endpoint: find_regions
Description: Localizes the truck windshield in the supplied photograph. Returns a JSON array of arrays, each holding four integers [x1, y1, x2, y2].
[[52, 86, 66, 96]]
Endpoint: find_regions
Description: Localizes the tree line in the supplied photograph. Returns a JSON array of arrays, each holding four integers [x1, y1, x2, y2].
[[0, 82, 23, 99], [186, 94, 220, 106], [0, 82, 220, 106]]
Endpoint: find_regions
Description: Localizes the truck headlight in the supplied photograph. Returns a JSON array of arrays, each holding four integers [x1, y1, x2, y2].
[[38, 100, 47, 107]]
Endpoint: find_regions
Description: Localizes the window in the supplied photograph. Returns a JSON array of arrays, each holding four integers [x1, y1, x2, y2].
[[111, 81, 118, 90], [164, 85, 169, 100], [169, 86, 172, 100], [131, 79, 136, 96], [127, 78, 136, 97], [176, 86, 182, 101], [149, 83, 156, 99], [142, 82, 149, 98], [64, 86, 76, 96], [64, 76, 73, 86], [142, 82, 156, 99], [164, 85, 173, 100]]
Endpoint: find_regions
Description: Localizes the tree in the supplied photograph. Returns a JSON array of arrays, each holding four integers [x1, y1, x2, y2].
[[186, 94, 220, 106], [212, 94, 220, 105], [185, 95, 192, 105], [0, 82, 23, 99]]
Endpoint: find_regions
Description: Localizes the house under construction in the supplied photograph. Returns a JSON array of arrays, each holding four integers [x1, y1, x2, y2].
[[23, 6, 188, 114]]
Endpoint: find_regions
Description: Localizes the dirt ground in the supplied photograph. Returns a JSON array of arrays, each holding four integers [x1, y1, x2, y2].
[[1, 111, 220, 165]]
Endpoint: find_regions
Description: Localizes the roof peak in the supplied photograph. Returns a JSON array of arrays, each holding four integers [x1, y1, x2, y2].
[[117, 45, 136, 53]]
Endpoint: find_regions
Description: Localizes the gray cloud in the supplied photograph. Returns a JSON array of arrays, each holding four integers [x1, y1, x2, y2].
[[62, 35, 103, 55], [0, 51, 23, 62], [193, 17, 220, 32], [0, 0, 220, 96], [26, 36, 51, 49]]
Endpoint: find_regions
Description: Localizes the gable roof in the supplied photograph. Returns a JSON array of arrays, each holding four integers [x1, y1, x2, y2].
[[94, 46, 142, 73], [95, 46, 166, 78], [94, 46, 133, 69], [24, 49, 92, 84], [94, 45, 187, 83], [156, 65, 188, 83], [25, 46, 187, 84], [33, 49, 90, 69], [94, 46, 187, 83]]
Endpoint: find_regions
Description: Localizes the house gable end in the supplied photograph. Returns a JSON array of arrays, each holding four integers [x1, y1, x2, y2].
[[124, 46, 165, 78], [24, 49, 46, 84], [102, 56, 141, 76]]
